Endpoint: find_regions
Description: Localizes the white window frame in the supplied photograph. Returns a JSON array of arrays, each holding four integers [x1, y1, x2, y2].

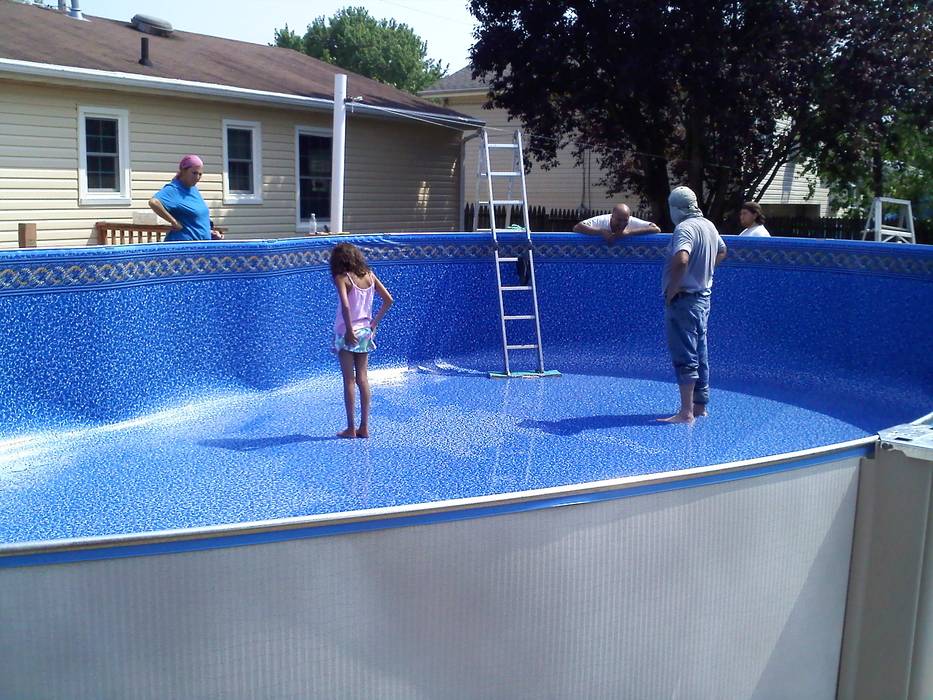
[[294, 125, 333, 233], [222, 119, 263, 205], [77, 106, 131, 206]]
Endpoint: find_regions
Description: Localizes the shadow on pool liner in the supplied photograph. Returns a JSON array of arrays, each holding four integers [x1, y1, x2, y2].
[[521, 414, 667, 434], [199, 434, 340, 451]]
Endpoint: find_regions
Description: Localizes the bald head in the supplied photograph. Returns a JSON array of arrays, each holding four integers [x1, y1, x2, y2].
[[609, 204, 632, 233]]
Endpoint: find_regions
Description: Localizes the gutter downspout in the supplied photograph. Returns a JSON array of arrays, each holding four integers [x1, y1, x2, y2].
[[331, 74, 347, 234]]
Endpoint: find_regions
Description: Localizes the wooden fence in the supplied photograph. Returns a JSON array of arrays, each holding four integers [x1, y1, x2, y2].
[[463, 204, 931, 244]]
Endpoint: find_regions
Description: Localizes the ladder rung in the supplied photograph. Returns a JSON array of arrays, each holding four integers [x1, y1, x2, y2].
[[492, 199, 524, 206], [506, 344, 539, 350], [487, 144, 518, 149], [504, 315, 535, 320], [489, 171, 521, 177], [497, 256, 519, 262], [501, 285, 532, 291]]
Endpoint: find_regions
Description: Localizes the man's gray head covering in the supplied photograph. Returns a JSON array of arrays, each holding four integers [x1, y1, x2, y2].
[[668, 186, 703, 225]]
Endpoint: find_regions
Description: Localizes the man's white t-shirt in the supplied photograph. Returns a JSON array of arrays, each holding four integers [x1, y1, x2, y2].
[[739, 224, 770, 237], [581, 214, 652, 231]]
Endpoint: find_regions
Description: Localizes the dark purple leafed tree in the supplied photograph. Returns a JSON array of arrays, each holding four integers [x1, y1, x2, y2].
[[468, 0, 931, 227]]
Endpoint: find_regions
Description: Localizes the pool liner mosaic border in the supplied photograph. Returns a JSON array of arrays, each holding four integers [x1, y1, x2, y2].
[[0, 234, 929, 296]]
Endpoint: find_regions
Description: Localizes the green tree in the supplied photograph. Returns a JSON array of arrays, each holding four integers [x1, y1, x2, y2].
[[274, 7, 447, 94], [468, 0, 931, 227], [816, 121, 933, 217], [798, 1, 933, 218], [273, 24, 303, 52]]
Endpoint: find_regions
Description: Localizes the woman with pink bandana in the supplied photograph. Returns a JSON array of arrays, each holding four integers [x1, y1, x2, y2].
[[148, 155, 223, 242]]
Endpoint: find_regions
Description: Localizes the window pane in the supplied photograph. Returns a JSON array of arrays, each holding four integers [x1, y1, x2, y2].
[[99, 134, 117, 153], [227, 128, 252, 160], [299, 176, 330, 220], [298, 134, 332, 220], [98, 119, 117, 139], [86, 118, 116, 139], [87, 154, 117, 190], [228, 160, 252, 193], [86, 118, 118, 156], [299, 134, 331, 177]]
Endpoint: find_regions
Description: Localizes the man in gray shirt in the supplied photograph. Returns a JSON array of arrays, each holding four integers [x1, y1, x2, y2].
[[659, 186, 727, 423]]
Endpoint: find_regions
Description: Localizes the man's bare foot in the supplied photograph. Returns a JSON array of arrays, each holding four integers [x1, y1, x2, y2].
[[356, 425, 369, 439], [657, 412, 695, 424], [693, 404, 708, 417], [337, 428, 356, 438]]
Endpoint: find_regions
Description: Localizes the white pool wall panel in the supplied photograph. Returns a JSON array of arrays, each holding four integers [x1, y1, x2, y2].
[[1, 455, 859, 699]]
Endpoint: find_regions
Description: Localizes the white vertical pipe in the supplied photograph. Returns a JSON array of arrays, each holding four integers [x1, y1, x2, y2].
[[331, 74, 347, 233], [459, 130, 481, 232], [458, 136, 466, 232]]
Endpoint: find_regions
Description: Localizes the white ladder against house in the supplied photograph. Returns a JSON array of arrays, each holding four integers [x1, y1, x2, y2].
[[862, 197, 916, 243], [473, 128, 559, 379]]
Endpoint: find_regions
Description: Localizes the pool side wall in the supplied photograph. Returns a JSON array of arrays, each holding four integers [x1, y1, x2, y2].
[[1, 453, 860, 699], [0, 234, 930, 433]]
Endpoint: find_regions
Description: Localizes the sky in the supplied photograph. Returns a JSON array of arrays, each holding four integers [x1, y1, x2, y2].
[[74, 0, 477, 74]]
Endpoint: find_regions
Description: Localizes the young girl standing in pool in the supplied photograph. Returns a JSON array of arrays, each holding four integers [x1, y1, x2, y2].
[[330, 242, 394, 438]]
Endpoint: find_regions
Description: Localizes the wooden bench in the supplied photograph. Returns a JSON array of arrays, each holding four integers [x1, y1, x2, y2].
[[95, 221, 228, 245]]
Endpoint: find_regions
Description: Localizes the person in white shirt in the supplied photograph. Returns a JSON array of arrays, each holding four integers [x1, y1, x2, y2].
[[573, 203, 661, 243], [738, 201, 771, 237]]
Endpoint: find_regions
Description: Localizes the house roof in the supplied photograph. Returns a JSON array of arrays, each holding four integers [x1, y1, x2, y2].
[[421, 65, 489, 96], [0, 0, 481, 126]]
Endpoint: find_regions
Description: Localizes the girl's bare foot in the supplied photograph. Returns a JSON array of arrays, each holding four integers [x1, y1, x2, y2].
[[657, 412, 695, 424], [337, 428, 356, 438], [356, 424, 369, 438], [693, 404, 708, 417]]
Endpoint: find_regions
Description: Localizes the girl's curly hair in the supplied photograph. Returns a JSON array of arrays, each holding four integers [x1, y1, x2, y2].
[[329, 242, 370, 277]]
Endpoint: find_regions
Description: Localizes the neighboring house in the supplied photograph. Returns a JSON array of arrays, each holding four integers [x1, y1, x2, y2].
[[422, 65, 830, 217], [422, 66, 618, 212], [0, 1, 482, 248]]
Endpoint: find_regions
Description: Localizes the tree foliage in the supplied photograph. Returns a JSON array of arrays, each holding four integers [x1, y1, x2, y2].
[[799, 1, 933, 216], [469, 0, 931, 226], [274, 7, 447, 94], [817, 120, 933, 217], [273, 24, 303, 52]]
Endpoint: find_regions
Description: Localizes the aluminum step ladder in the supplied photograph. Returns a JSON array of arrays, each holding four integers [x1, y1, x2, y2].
[[862, 197, 916, 243], [473, 128, 559, 379]]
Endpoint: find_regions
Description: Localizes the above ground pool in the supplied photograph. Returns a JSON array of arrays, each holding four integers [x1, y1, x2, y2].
[[1, 233, 931, 548]]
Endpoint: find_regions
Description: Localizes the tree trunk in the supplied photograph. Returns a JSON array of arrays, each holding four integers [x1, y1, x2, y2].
[[706, 170, 731, 225], [872, 145, 884, 196], [643, 155, 672, 230], [686, 111, 704, 205]]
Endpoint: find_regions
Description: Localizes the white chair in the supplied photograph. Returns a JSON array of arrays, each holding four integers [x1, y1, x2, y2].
[[862, 197, 916, 243]]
